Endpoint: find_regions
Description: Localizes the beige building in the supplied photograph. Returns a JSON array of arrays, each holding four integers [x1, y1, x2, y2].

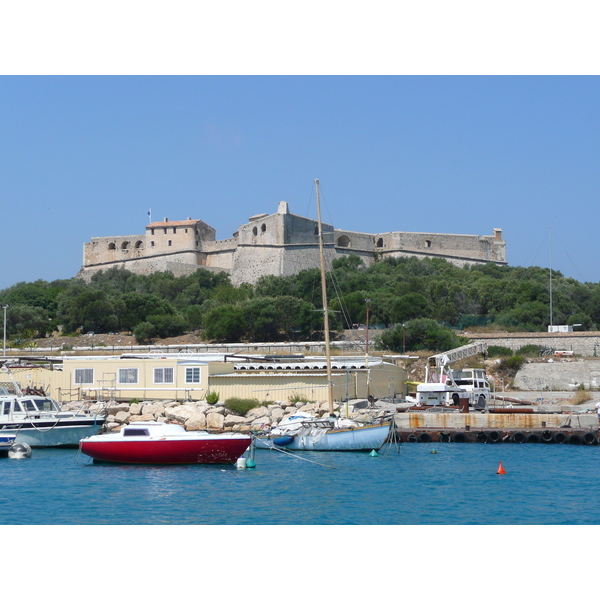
[[9, 353, 407, 406], [79, 202, 506, 285]]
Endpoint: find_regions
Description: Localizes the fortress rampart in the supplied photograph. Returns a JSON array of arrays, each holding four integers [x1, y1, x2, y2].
[[78, 201, 506, 284]]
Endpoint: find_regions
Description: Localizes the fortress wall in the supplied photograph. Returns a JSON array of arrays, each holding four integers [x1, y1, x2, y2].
[[382, 231, 506, 263], [334, 230, 375, 252], [230, 245, 286, 285], [203, 238, 238, 270], [78, 251, 206, 281], [84, 235, 146, 266]]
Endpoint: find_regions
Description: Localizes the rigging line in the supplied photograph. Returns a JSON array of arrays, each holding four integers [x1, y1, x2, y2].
[[254, 440, 346, 469]]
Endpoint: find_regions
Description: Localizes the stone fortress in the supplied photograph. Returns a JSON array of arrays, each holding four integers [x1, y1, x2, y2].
[[79, 201, 507, 285]]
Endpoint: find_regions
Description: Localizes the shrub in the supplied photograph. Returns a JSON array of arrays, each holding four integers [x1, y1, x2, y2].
[[206, 391, 220, 405], [492, 355, 524, 378], [571, 387, 592, 405], [516, 344, 543, 358], [224, 397, 261, 416], [288, 394, 308, 404], [487, 345, 513, 358]]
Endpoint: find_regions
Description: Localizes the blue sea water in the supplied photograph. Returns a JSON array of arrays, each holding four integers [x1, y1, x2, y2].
[[2, 442, 600, 525]]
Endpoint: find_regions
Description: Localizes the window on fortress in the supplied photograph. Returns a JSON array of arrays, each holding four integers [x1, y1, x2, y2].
[[135, 241, 143, 249], [164, 228, 167, 234], [173, 228, 176, 234], [261, 224, 266, 233], [337, 235, 350, 248], [151, 229, 154, 235], [151, 241, 155, 247], [108, 243, 116, 250], [252, 227, 258, 236], [168, 240, 172, 246], [376, 238, 383, 248], [425, 240, 432, 248], [121, 242, 129, 250]]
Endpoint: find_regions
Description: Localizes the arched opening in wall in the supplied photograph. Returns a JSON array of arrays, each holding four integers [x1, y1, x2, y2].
[[425, 240, 432, 248], [252, 226, 258, 236], [261, 224, 266, 233], [135, 241, 143, 249], [337, 235, 350, 248], [121, 242, 129, 250], [376, 238, 384, 248], [108, 243, 116, 250]]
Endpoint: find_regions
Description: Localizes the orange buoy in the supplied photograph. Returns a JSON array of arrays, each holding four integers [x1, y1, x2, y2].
[[497, 461, 506, 475]]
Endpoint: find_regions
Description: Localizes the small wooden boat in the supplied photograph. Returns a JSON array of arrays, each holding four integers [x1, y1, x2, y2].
[[80, 422, 252, 465]]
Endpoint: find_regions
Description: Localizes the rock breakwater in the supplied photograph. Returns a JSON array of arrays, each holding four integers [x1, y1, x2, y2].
[[64, 398, 385, 433]]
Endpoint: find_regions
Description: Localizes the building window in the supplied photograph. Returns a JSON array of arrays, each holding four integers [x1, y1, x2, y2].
[[164, 228, 167, 234], [154, 367, 174, 384], [261, 224, 266, 233], [425, 240, 432, 248], [168, 240, 172, 246], [119, 368, 138, 384], [376, 238, 383, 248], [108, 242, 116, 250], [252, 226, 258, 236], [151, 241, 155, 247], [337, 235, 350, 248], [75, 368, 94, 384], [151, 229, 154, 235], [135, 240, 143, 249], [173, 228, 176, 234], [185, 367, 201, 384]]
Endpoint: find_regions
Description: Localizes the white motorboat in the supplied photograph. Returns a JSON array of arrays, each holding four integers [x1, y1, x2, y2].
[[0, 386, 105, 447]]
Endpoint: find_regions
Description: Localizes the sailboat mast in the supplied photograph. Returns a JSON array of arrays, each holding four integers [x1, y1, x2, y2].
[[315, 179, 335, 414]]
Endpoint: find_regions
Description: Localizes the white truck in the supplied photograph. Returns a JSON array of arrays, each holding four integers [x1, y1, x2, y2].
[[415, 342, 489, 409]]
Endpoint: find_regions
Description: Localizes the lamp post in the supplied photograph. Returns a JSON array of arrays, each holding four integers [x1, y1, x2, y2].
[[2, 304, 9, 357]]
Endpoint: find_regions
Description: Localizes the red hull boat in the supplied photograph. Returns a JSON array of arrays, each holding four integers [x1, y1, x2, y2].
[[79, 422, 252, 465]]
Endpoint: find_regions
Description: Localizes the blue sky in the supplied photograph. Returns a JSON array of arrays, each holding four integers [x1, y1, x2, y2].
[[1, 75, 599, 288]]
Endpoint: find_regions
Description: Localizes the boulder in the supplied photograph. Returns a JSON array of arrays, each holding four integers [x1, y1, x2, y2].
[[113, 411, 130, 424], [107, 404, 131, 416], [142, 403, 166, 417], [129, 403, 143, 416], [224, 414, 247, 428], [269, 407, 285, 422], [129, 414, 155, 422], [165, 404, 202, 424], [206, 412, 224, 430], [246, 406, 269, 419], [185, 413, 207, 430]]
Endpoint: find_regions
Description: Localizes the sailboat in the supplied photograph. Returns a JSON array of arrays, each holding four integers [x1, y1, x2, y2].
[[253, 180, 393, 452]]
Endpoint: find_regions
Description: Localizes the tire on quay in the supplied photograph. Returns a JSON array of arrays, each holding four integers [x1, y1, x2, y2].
[[526, 433, 541, 443], [487, 430, 501, 443], [568, 434, 583, 445], [476, 432, 487, 443], [583, 432, 597, 445], [418, 432, 432, 443], [513, 431, 526, 444], [553, 431, 568, 444], [438, 432, 451, 443], [452, 432, 468, 443], [407, 434, 418, 443], [541, 430, 554, 443]]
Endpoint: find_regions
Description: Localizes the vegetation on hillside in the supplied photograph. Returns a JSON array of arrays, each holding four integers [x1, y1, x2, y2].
[[0, 254, 597, 352]]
